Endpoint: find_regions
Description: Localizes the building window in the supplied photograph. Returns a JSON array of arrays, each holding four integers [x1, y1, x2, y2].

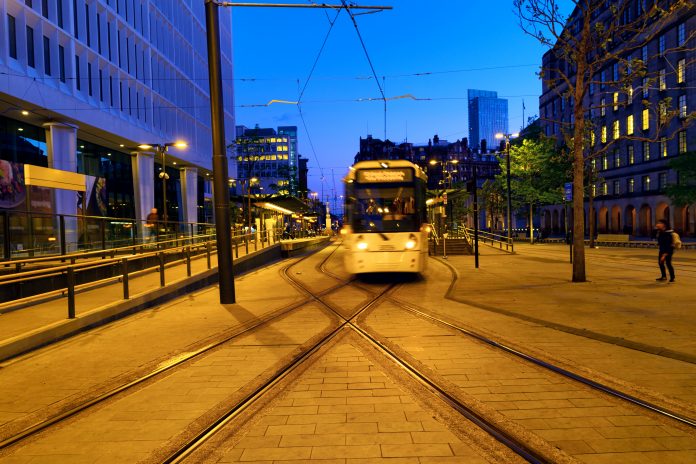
[[658, 35, 665, 55], [613, 63, 619, 82], [642, 175, 651, 192], [591, 184, 597, 197], [613, 92, 619, 111], [613, 120, 620, 140], [72, 0, 78, 39], [109, 75, 113, 106], [42, 0, 49, 18], [627, 86, 633, 104], [75, 55, 80, 90], [87, 62, 92, 96], [601, 182, 608, 196], [628, 145, 634, 165], [628, 178, 635, 193], [642, 109, 649, 131], [43, 36, 51, 75], [602, 155, 608, 170], [679, 131, 687, 154], [600, 70, 606, 90], [658, 172, 667, 190], [614, 180, 621, 195], [99, 69, 103, 101], [677, 59, 685, 84], [58, 45, 65, 83], [641, 45, 648, 64], [678, 23, 686, 46], [57, 0, 64, 28], [626, 115, 634, 135], [97, 13, 102, 54], [7, 15, 17, 60], [107, 22, 112, 61], [659, 69, 666, 91], [659, 101, 667, 124], [660, 137, 667, 157], [600, 98, 606, 116], [642, 77, 649, 97], [615, 150, 621, 168], [643, 142, 651, 161], [26, 26, 35, 68], [601, 126, 607, 143], [679, 94, 687, 118]]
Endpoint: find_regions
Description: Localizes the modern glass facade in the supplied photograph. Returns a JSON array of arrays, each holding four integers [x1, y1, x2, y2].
[[468, 89, 509, 151]]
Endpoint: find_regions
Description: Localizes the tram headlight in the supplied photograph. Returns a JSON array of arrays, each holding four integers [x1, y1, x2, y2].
[[357, 241, 368, 250]]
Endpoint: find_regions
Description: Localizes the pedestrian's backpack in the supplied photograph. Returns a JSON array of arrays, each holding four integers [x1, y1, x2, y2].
[[672, 231, 682, 250]]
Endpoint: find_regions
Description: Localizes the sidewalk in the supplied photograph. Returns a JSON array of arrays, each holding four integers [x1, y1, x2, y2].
[[0, 236, 329, 362]]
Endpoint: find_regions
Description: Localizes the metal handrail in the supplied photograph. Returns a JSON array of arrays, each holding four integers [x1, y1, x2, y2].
[[461, 227, 514, 253]]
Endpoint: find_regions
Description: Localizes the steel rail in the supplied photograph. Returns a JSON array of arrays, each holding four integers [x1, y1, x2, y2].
[[0, 247, 326, 451]]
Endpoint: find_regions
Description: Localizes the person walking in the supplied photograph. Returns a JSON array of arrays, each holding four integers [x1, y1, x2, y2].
[[655, 219, 676, 282], [145, 207, 159, 243]]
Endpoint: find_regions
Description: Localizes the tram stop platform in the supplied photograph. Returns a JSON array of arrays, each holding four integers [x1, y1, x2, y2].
[[0, 241, 695, 463]]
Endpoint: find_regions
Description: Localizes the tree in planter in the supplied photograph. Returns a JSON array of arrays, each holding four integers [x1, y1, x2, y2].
[[515, 0, 694, 281], [498, 138, 571, 243], [667, 150, 696, 209]]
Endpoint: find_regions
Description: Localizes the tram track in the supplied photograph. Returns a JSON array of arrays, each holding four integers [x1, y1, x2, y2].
[[162, 242, 545, 464], [0, 244, 344, 452]]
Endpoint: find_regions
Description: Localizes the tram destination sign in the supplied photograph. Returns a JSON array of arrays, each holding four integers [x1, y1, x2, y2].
[[357, 168, 413, 183]]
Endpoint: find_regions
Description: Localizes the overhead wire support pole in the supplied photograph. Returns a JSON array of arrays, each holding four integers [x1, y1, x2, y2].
[[205, 0, 392, 304]]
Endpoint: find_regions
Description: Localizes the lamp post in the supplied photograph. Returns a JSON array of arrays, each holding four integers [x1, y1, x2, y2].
[[137, 141, 187, 225], [495, 132, 518, 250]]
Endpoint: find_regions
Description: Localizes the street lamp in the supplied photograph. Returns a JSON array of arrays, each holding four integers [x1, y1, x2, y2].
[[495, 132, 519, 250], [137, 141, 187, 224]]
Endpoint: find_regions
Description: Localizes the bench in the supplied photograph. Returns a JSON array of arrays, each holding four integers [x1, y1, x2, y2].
[[596, 234, 630, 243]]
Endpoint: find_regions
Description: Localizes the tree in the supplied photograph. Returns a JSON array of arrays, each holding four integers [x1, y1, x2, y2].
[[497, 138, 571, 243], [515, 0, 694, 281], [481, 179, 505, 231], [666, 150, 696, 206]]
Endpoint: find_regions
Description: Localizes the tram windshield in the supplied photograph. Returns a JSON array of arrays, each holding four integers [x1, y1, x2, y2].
[[350, 186, 420, 233]]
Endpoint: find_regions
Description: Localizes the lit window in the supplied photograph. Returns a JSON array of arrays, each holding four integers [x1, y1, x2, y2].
[[627, 86, 633, 104], [592, 184, 597, 197], [614, 150, 621, 168], [678, 131, 687, 154], [613, 120, 620, 140], [659, 101, 667, 124], [601, 98, 606, 116], [613, 92, 619, 111], [601, 182, 608, 195], [642, 175, 651, 191], [628, 178, 634, 193], [591, 132, 596, 146], [642, 109, 650, 130], [677, 59, 685, 84], [660, 137, 667, 157], [602, 155, 608, 170], [601, 126, 607, 143], [628, 146, 634, 165], [626, 115, 634, 135], [643, 141, 651, 161], [659, 69, 666, 90]]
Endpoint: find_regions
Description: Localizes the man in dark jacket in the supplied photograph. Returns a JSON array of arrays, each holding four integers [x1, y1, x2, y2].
[[655, 219, 675, 282]]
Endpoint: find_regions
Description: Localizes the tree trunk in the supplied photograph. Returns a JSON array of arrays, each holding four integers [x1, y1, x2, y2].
[[529, 202, 534, 245]]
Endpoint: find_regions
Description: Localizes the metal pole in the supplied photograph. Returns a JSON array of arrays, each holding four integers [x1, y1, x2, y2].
[[506, 138, 513, 252], [59, 215, 66, 256], [122, 258, 130, 299], [159, 251, 165, 287], [161, 146, 168, 224], [3, 211, 11, 260], [67, 266, 76, 319], [205, 0, 235, 303], [473, 167, 479, 269]]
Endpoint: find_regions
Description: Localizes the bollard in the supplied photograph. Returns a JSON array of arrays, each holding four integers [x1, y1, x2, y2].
[[235, 241, 239, 259], [159, 252, 165, 287], [67, 266, 76, 319], [122, 258, 129, 299], [206, 242, 212, 269], [245, 236, 249, 255], [186, 246, 191, 276]]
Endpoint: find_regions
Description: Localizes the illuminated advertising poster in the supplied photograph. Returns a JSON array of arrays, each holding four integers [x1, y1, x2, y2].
[[0, 160, 26, 210]]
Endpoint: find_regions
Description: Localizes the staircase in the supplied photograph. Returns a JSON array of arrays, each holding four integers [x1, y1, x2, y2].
[[429, 238, 473, 255]]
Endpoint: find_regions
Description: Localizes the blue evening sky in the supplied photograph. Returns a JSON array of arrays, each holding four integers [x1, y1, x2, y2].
[[231, 0, 574, 199]]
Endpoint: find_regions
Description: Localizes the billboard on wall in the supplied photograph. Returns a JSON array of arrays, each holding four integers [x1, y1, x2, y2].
[[0, 161, 106, 216], [0, 160, 26, 209]]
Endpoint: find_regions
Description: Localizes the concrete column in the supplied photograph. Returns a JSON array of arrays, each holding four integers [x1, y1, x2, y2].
[[43, 122, 79, 251], [131, 151, 155, 238], [180, 167, 198, 231]]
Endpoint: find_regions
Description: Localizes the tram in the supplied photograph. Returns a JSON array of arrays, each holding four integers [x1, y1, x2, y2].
[[342, 160, 430, 274]]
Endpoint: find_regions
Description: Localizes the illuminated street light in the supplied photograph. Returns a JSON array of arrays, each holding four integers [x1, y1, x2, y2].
[[495, 132, 518, 250], [137, 141, 188, 223]]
